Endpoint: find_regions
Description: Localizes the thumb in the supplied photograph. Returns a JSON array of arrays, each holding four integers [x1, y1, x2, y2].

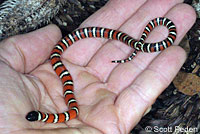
[[0, 24, 61, 73]]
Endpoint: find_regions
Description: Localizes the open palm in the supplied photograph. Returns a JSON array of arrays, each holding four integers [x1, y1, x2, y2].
[[0, 0, 195, 134]]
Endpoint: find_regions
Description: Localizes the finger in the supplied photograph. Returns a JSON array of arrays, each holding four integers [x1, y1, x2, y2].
[[80, 0, 146, 28], [107, 3, 196, 93], [0, 25, 61, 73], [88, 0, 185, 82], [115, 46, 186, 133], [114, 4, 196, 132], [61, 0, 146, 65]]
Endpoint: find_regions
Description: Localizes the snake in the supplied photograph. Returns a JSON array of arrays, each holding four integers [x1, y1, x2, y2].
[[26, 17, 177, 123]]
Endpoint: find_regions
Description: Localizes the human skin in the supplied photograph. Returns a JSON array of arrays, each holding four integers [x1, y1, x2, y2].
[[0, 0, 196, 134]]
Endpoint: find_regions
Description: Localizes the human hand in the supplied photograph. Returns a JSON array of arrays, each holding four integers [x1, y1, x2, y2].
[[0, 0, 196, 134]]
